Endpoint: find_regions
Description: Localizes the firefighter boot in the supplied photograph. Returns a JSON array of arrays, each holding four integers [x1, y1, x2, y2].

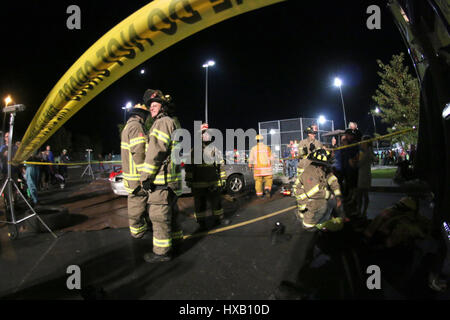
[[143, 252, 172, 263], [265, 189, 271, 199]]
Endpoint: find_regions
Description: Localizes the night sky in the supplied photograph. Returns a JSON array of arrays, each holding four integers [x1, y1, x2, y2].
[[0, 0, 408, 154]]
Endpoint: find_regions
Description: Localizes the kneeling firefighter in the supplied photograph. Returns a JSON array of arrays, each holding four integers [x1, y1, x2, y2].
[[184, 123, 230, 231], [121, 103, 150, 238], [139, 89, 183, 263], [295, 148, 343, 231]]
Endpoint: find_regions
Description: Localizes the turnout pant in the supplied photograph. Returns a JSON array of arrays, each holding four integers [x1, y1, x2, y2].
[[147, 188, 183, 255], [193, 188, 224, 222], [127, 193, 148, 238], [254, 175, 273, 196]]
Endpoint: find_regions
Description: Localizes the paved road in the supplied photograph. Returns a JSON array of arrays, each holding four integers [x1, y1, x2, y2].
[[0, 176, 449, 300]]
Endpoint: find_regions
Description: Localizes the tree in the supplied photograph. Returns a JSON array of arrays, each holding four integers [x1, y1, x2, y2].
[[372, 52, 420, 146]]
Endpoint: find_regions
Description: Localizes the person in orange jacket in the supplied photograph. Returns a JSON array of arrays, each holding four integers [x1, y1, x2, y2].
[[248, 134, 273, 199]]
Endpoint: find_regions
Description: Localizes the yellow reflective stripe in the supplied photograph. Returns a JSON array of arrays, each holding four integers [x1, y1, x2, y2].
[[334, 189, 342, 196], [130, 224, 147, 233], [124, 185, 135, 193], [325, 190, 330, 199], [213, 208, 224, 216], [154, 129, 170, 140], [172, 230, 184, 240], [120, 143, 130, 150], [306, 184, 320, 198], [141, 163, 159, 174], [130, 136, 146, 143], [123, 176, 140, 181], [303, 221, 316, 228], [150, 132, 169, 144], [150, 129, 170, 144], [298, 204, 306, 211], [297, 168, 304, 174], [129, 140, 146, 147], [298, 193, 307, 201], [327, 175, 337, 185], [153, 237, 172, 248], [153, 173, 182, 184]]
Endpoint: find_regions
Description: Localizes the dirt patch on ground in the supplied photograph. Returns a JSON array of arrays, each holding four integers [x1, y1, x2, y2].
[[59, 180, 282, 232]]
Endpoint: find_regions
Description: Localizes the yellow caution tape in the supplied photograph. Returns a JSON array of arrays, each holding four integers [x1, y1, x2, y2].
[[13, 0, 285, 165], [280, 127, 416, 160], [18, 160, 122, 166]]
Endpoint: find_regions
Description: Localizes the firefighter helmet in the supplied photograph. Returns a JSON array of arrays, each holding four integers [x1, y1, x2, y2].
[[398, 197, 417, 211], [256, 134, 264, 141], [200, 123, 209, 132], [304, 126, 318, 134], [132, 103, 149, 112], [308, 148, 332, 165], [143, 89, 164, 105]]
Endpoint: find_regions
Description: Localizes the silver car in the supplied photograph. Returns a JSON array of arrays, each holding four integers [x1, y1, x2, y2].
[[109, 163, 255, 196]]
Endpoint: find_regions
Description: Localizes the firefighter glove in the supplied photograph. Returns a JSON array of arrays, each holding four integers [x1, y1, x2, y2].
[[302, 147, 308, 155], [309, 143, 316, 152], [142, 180, 156, 192]]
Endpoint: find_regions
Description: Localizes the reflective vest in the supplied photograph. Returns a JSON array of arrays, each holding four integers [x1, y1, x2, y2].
[[249, 142, 273, 176]]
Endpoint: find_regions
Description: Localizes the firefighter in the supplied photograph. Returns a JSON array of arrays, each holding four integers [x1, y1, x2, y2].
[[121, 103, 150, 239], [249, 134, 273, 199], [184, 123, 230, 231], [139, 89, 183, 263], [298, 125, 323, 159], [295, 148, 343, 231]]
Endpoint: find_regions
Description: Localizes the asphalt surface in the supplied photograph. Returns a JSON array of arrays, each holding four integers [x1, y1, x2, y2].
[[0, 171, 449, 300]]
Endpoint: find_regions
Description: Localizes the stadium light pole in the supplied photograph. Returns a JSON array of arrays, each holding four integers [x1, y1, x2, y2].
[[202, 60, 215, 124], [122, 101, 132, 124], [334, 77, 347, 129], [317, 115, 326, 141], [371, 107, 380, 152]]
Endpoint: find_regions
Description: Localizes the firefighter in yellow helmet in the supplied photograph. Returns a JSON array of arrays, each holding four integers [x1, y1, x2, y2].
[[139, 89, 183, 263], [249, 134, 274, 199], [295, 148, 343, 231], [184, 123, 230, 231], [120, 103, 150, 238]]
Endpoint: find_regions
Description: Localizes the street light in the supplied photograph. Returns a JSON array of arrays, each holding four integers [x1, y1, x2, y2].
[[317, 115, 326, 141], [4, 96, 12, 106], [370, 107, 380, 152], [202, 60, 215, 124], [140, 68, 145, 75], [122, 101, 132, 124], [334, 77, 347, 129]]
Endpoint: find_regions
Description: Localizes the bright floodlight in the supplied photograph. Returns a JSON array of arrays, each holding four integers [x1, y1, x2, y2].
[[126, 102, 132, 109], [140, 69, 145, 74], [318, 115, 326, 124], [334, 77, 342, 87], [203, 60, 215, 68], [4, 96, 12, 106], [375, 107, 380, 113]]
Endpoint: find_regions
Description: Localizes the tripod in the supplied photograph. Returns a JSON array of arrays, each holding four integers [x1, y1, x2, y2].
[[0, 111, 57, 239], [81, 149, 95, 179]]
